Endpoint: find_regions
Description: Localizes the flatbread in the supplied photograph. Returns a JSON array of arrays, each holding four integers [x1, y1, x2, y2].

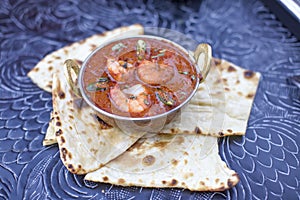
[[25, 25, 259, 191], [161, 58, 261, 136], [28, 24, 144, 92], [52, 71, 145, 174], [85, 133, 239, 191]]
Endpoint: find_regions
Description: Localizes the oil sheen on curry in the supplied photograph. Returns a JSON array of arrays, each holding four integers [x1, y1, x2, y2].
[[82, 37, 197, 118]]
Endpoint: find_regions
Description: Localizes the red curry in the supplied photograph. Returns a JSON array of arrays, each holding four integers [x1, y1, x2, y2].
[[82, 37, 197, 118]]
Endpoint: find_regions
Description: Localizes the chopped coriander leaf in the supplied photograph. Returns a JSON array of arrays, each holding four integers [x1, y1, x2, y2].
[[156, 91, 175, 106], [98, 77, 109, 82], [191, 75, 196, 80], [151, 53, 165, 59], [112, 43, 127, 52], [179, 71, 189, 75], [86, 82, 107, 92], [86, 77, 109, 92], [144, 99, 149, 105], [86, 83, 97, 91], [129, 95, 137, 100], [136, 40, 146, 60]]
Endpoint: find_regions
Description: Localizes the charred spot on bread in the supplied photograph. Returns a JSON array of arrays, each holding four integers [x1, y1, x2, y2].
[[246, 93, 254, 98], [213, 58, 221, 66], [171, 159, 178, 166], [55, 129, 62, 136], [227, 173, 239, 188], [195, 127, 202, 134], [169, 179, 178, 186], [60, 136, 65, 143], [227, 65, 237, 72], [67, 164, 76, 173], [118, 178, 125, 184], [61, 147, 68, 161], [244, 70, 255, 79], [58, 91, 65, 99], [142, 155, 155, 166]]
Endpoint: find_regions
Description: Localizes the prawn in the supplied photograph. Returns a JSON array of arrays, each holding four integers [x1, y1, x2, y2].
[[137, 60, 174, 85], [110, 84, 150, 114], [107, 58, 133, 81]]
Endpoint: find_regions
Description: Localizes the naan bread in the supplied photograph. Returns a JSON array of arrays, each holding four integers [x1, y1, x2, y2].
[[161, 58, 261, 136], [85, 133, 239, 191], [26, 25, 257, 191], [52, 71, 145, 174], [28, 24, 144, 92]]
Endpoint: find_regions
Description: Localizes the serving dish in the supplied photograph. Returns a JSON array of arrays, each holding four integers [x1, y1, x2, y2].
[[65, 35, 212, 133]]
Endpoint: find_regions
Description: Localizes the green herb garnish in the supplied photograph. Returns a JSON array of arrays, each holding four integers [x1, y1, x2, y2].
[[179, 71, 189, 75], [112, 43, 127, 52], [86, 77, 109, 92], [86, 83, 97, 91], [98, 77, 109, 82], [136, 40, 146, 60], [155, 90, 175, 106], [144, 99, 150, 105], [151, 49, 166, 59], [86, 83, 106, 92], [165, 100, 174, 106], [129, 95, 137, 100], [151, 53, 165, 59], [191, 74, 196, 81], [159, 49, 166, 53]]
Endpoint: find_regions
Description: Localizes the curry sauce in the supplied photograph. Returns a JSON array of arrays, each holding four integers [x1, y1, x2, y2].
[[82, 37, 197, 118]]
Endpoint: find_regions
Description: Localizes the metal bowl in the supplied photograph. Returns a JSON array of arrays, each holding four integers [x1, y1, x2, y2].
[[65, 35, 212, 133]]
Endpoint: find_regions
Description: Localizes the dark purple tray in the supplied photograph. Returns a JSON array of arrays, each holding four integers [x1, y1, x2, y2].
[[1, 0, 300, 199], [262, 0, 300, 39]]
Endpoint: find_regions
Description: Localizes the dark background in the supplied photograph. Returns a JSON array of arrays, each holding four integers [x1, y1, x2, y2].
[[0, 0, 299, 199]]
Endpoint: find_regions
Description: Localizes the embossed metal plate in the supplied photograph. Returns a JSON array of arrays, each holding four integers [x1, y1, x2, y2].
[[0, 0, 299, 199]]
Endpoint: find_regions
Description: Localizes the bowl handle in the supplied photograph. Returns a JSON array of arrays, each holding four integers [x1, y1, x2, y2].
[[193, 43, 212, 83], [64, 59, 82, 97]]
